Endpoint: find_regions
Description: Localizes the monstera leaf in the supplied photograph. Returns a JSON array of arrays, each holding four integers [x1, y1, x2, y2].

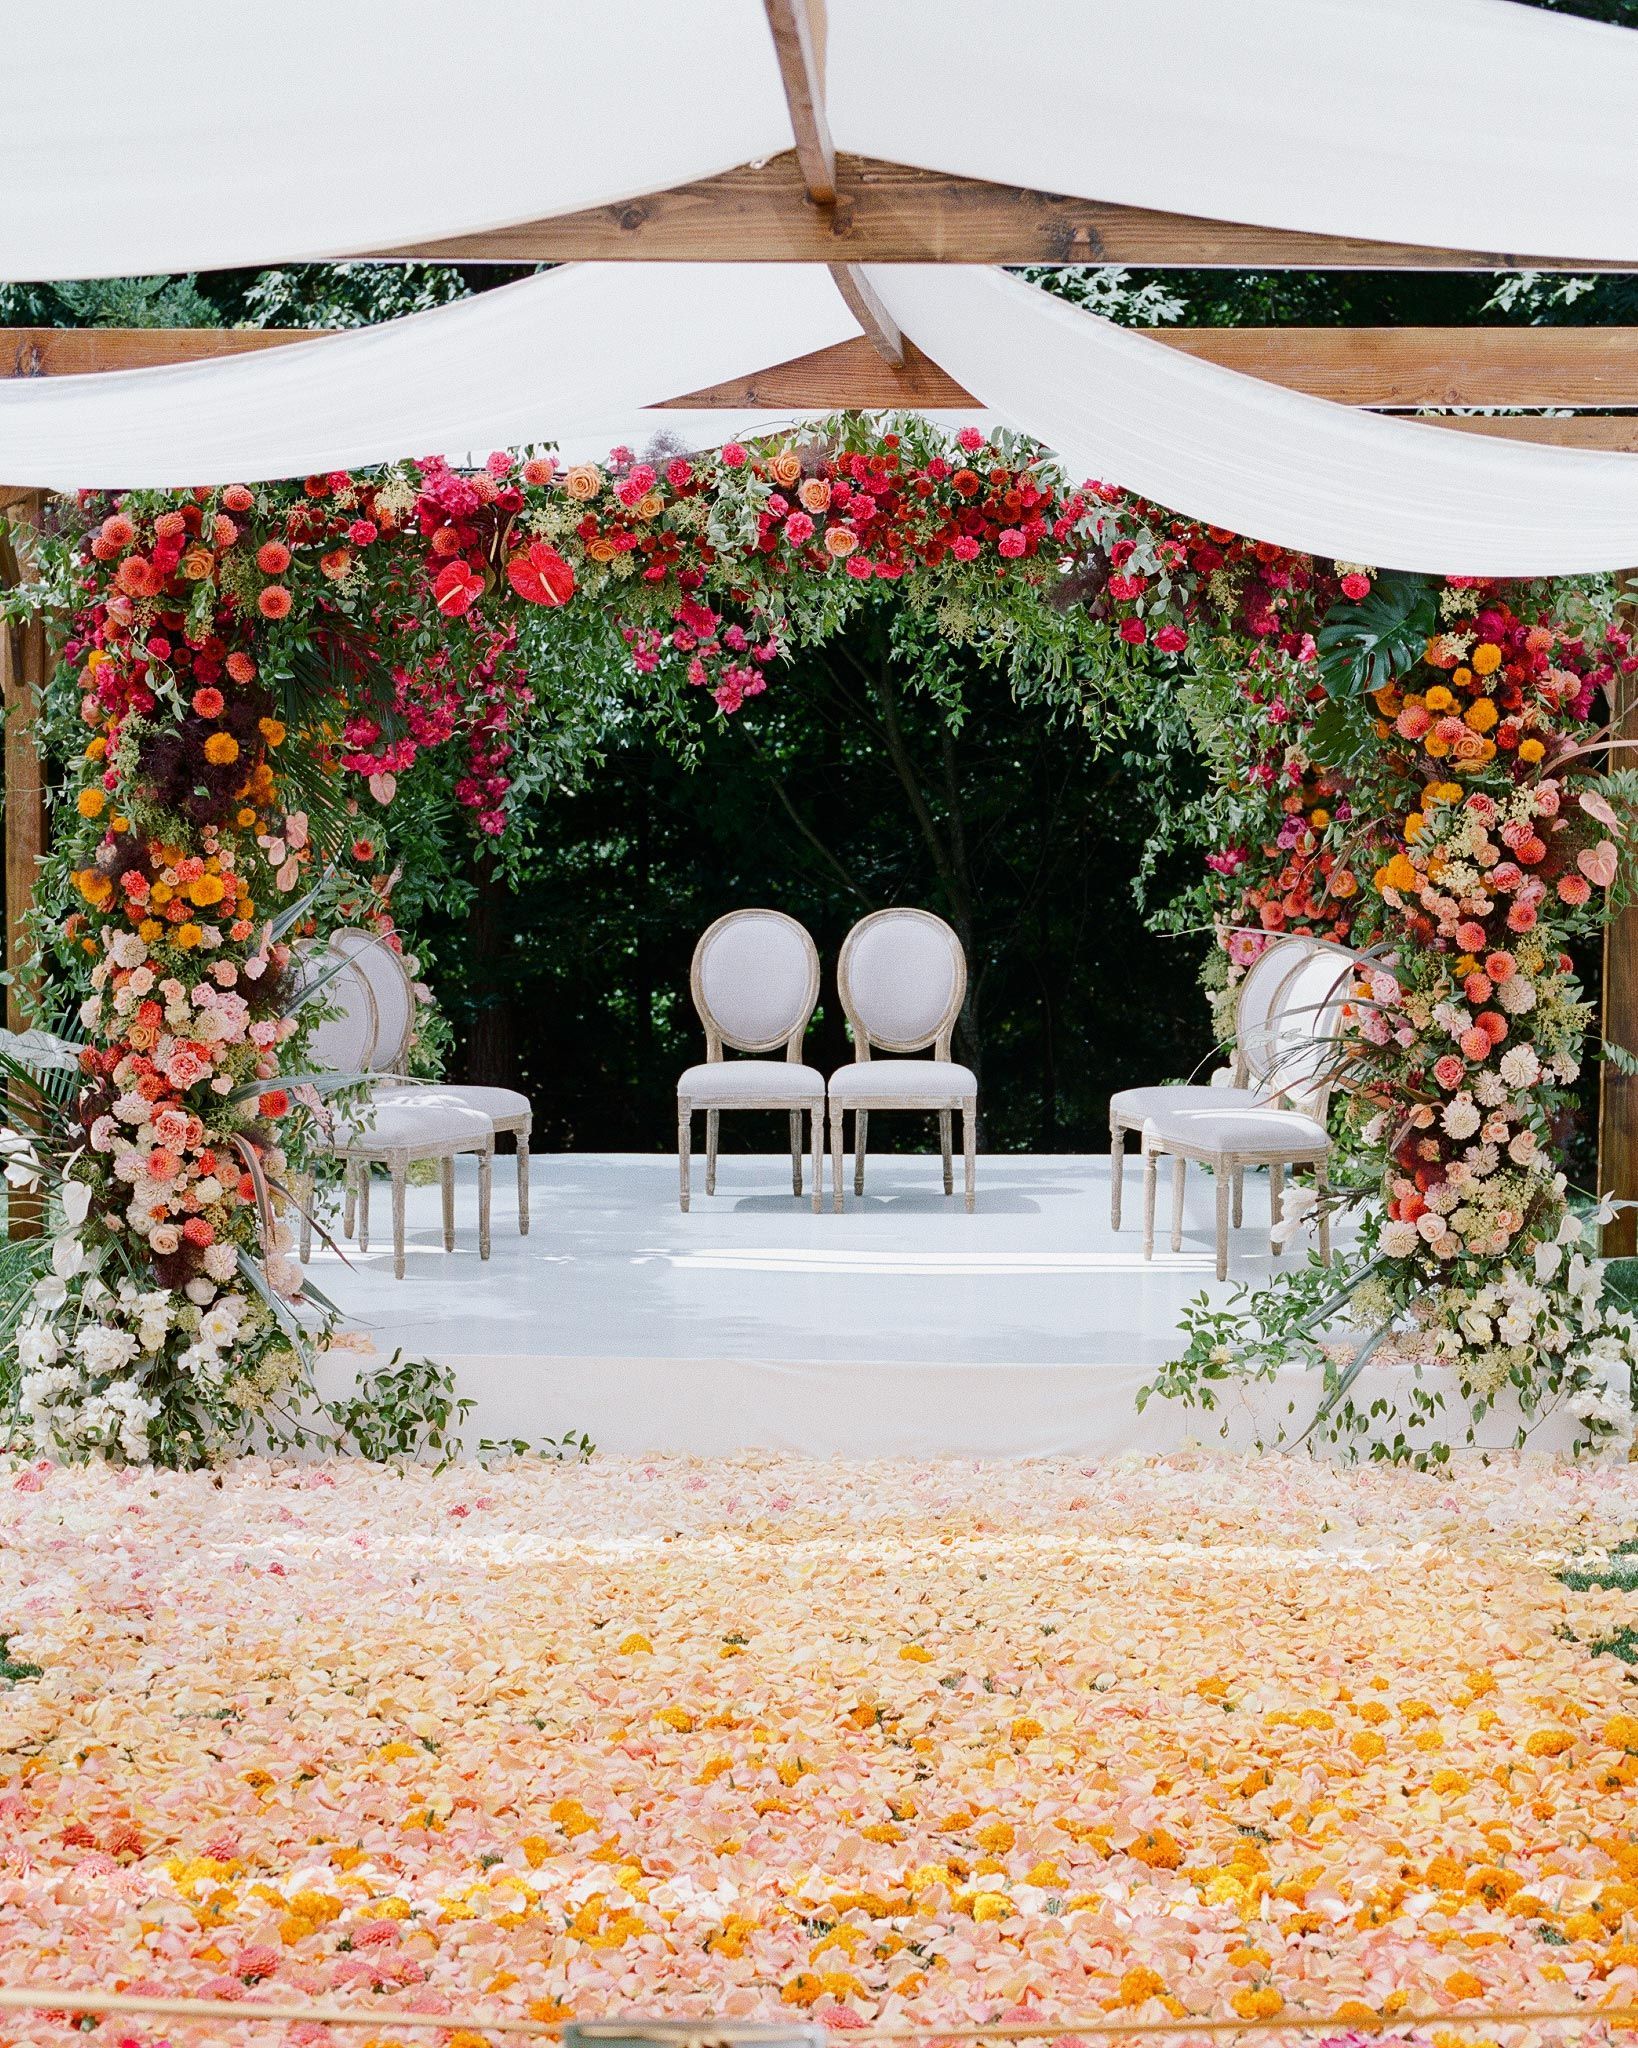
[[1316, 570, 1439, 700]]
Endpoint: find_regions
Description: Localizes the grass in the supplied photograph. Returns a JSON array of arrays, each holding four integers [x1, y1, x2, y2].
[[0, 1636, 42, 1684], [1557, 1533, 1638, 1664]]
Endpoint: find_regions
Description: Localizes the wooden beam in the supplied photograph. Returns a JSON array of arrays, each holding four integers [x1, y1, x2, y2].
[[0, 489, 48, 1239], [1, 328, 326, 375], [762, 0, 835, 206], [368, 152, 1638, 270], [827, 267, 904, 367], [18, 326, 1638, 414], [1601, 575, 1638, 1259]]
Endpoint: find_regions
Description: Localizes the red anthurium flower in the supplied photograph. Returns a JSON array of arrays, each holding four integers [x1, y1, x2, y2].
[[433, 559, 484, 616], [506, 542, 576, 607]]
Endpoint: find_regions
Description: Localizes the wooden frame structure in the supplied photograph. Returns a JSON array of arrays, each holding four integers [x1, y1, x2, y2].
[[2, 0, 1637, 1244]]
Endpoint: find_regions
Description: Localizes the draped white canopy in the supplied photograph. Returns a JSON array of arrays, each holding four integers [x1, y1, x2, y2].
[[10, 260, 1638, 576], [5, 0, 1638, 275]]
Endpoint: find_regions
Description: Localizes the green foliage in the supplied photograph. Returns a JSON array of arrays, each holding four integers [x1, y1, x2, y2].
[[0, 1637, 43, 1685], [322, 1352, 474, 1467], [1558, 1534, 1638, 1593], [240, 263, 478, 328], [0, 275, 220, 328], [1316, 571, 1440, 699]]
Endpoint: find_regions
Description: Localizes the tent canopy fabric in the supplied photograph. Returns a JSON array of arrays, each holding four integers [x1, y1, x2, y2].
[[4, 0, 1638, 279], [10, 259, 1638, 577]]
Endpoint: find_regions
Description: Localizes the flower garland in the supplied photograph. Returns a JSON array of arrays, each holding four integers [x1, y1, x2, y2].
[[4, 418, 1634, 1464]]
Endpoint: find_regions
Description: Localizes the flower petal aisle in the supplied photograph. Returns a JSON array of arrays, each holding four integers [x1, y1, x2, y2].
[[2, 1455, 1637, 2038]]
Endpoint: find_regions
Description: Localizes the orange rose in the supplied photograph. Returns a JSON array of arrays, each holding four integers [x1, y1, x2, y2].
[[770, 451, 803, 489], [635, 491, 664, 521], [565, 465, 602, 502], [824, 526, 858, 557], [320, 549, 352, 581], [586, 538, 617, 563], [180, 546, 215, 581], [797, 478, 831, 514]]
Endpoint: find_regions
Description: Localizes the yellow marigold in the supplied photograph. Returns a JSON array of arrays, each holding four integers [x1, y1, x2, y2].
[[1128, 1829, 1184, 1869], [137, 918, 163, 944], [970, 1891, 1012, 1922], [1518, 738, 1546, 763], [76, 786, 106, 818], [259, 717, 286, 746], [1011, 1716, 1045, 1743], [1310, 807, 1330, 829], [1231, 1988, 1284, 2020], [975, 1818, 1015, 1853], [1425, 685, 1456, 712], [236, 806, 258, 827], [73, 869, 112, 907], [1525, 1728, 1575, 1758], [85, 734, 108, 759], [1333, 2001, 1379, 2028], [655, 1705, 694, 1733], [1465, 697, 1499, 733], [900, 1643, 933, 1661], [1452, 666, 1474, 688], [174, 923, 203, 951], [203, 732, 239, 765], [618, 1632, 653, 1655], [780, 1973, 823, 2008], [1604, 1713, 1638, 1755], [1118, 1967, 1167, 2008], [1350, 1731, 1386, 1763], [1471, 642, 1502, 675], [1444, 1970, 1484, 2000], [1379, 853, 1418, 893], [186, 873, 227, 906]]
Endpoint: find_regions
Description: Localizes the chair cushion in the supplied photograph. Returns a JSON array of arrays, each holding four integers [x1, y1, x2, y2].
[[389, 1081, 531, 1124], [828, 1059, 976, 1107], [678, 1060, 824, 1107], [332, 1089, 493, 1151], [1111, 1082, 1262, 1120], [1142, 1104, 1329, 1154]]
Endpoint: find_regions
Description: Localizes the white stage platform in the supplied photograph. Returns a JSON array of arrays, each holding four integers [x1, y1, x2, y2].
[[297, 1149, 1561, 1459]]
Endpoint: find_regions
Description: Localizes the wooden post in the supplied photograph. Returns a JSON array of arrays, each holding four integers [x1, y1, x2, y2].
[[1600, 577, 1638, 1258], [0, 486, 48, 1239]]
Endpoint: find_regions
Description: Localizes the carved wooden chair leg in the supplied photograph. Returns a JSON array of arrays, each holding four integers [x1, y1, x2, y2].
[[297, 1171, 314, 1264], [1142, 1144, 1158, 1260], [830, 1108, 845, 1213], [705, 1107, 719, 1197], [962, 1104, 976, 1213], [1269, 1161, 1285, 1257], [478, 1142, 493, 1260], [357, 1164, 371, 1254], [391, 1158, 408, 1281], [1170, 1154, 1187, 1253], [516, 1120, 531, 1236], [1110, 1111, 1124, 1229], [677, 1105, 691, 1213], [1232, 1166, 1244, 1229], [1316, 1162, 1332, 1266], [940, 1109, 954, 1196], [1214, 1161, 1232, 1281], [344, 1163, 358, 1242], [854, 1108, 868, 1197], [810, 1107, 823, 1215], [789, 1110, 803, 1197], [441, 1155, 455, 1252]]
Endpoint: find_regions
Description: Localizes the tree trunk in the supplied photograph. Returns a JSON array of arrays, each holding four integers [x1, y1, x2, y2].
[[462, 857, 519, 1090]]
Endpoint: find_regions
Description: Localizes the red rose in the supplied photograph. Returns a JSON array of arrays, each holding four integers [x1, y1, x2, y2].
[[1154, 624, 1188, 654], [433, 559, 484, 616], [1119, 618, 1148, 644], [505, 542, 575, 607]]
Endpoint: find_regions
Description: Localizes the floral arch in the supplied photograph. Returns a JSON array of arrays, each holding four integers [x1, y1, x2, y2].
[[6, 414, 1637, 1466]]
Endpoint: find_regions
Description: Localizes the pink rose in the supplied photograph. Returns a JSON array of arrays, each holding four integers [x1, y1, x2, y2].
[[1433, 1054, 1466, 1090], [951, 535, 980, 562], [997, 529, 1027, 558]]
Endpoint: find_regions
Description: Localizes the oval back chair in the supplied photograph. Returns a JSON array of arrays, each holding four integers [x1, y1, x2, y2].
[[329, 927, 416, 1075], [830, 908, 977, 1212], [678, 910, 825, 1212]]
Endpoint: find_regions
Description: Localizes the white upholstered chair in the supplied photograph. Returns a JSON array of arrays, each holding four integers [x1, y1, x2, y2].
[[830, 908, 976, 1213], [1139, 941, 1359, 1280], [292, 943, 494, 1280], [1108, 933, 1320, 1229], [331, 927, 535, 1235], [677, 909, 825, 1212]]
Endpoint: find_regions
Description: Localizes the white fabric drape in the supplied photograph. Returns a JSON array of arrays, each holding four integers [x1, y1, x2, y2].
[[866, 265, 1638, 576], [830, 0, 1638, 266], [0, 264, 861, 487], [4, 0, 1637, 279], [0, 0, 792, 281]]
